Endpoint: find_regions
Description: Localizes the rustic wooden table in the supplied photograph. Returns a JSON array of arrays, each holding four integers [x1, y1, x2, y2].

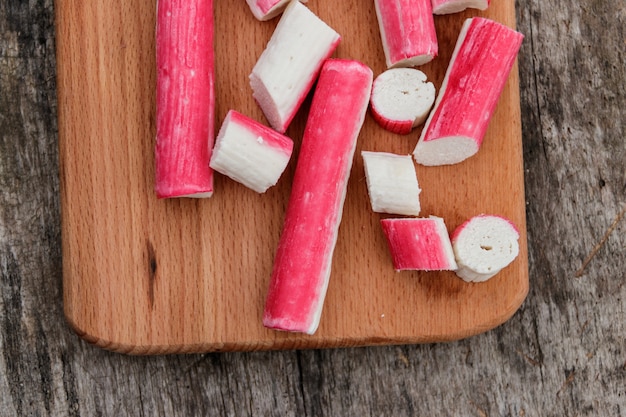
[[1, 0, 624, 415]]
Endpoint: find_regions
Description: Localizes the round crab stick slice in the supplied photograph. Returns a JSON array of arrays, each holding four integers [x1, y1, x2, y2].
[[209, 110, 294, 193], [370, 68, 436, 135], [381, 217, 458, 271], [361, 151, 421, 216], [451, 214, 520, 282], [413, 18, 524, 166], [431, 0, 490, 15]]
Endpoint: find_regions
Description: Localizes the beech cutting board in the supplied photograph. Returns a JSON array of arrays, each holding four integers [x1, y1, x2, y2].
[[55, 0, 528, 354]]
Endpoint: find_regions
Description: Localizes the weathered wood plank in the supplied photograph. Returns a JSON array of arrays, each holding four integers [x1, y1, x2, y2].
[[0, 0, 624, 416]]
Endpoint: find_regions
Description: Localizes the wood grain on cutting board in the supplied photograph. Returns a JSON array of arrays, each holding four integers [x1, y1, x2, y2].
[[55, 0, 528, 354]]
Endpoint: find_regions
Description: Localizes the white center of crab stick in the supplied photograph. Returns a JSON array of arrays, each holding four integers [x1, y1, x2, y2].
[[361, 151, 422, 216], [249, 1, 340, 133], [451, 214, 520, 282], [263, 59, 373, 335], [209, 110, 294, 193], [380, 217, 458, 271], [413, 17, 524, 166], [370, 68, 436, 135]]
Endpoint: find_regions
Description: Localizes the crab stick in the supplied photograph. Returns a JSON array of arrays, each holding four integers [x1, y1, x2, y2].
[[155, 0, 215, 198], [209, 110, 294, 193], [381, 217, 458, 271], [370, 68, 436, 135], [451, 214, 520, 282], [361, 151, 421, 216], [246, 0, 307, 21], [431, 0, 490, 15], [263, 59, 373, 335], [373, 0, 438, 68], [413, 18, 524, 166], [250, 1, 341, 133]]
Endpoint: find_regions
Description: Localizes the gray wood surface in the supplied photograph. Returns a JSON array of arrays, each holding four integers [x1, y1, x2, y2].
[[1, 0, 624, 415]]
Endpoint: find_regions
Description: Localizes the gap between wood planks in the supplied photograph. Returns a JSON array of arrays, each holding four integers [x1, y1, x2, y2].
[[575, 203, 626, 277]]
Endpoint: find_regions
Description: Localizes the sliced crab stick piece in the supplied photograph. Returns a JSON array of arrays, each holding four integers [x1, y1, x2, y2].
[[431, 0, 490, 15], [250, 1, 341, 133], [246, 0, 307, 21], [451, 214, 520, 282], [155, 0, 215, 198], [362, 151, 421, 216], [373, 0, 438, 68], [381, 217, 458, 271], [263, 59, 373, 335], [413, 17, 524, 166], [370, 68, 436, 135], [209, 110, 294, 193]]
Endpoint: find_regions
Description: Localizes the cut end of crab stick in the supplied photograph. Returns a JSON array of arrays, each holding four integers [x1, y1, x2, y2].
[[362, 151, 421, 216], [263, 59, 373, 335], [370, 68, 436, 135], [432, 0, 490, 15], [381, 217, 458, 271], [413, 17, 524, 166], [209, 110, 294, 193], [155, 0, 215, 199], [249, 1, 341, 133], [246, 0, 307, 21], [451, 214, 520, 282], [374, 0, 438, 68]]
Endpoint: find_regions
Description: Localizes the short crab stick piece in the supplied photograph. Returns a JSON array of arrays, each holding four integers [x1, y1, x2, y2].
[[246, 0, 307, 21], [370, 68, 436, 135], [250, 1, 341, 133], [361, 151, 421, 216], [431, 0, 490, 15], [381, 217, 458, 271], [209, 110, 294, 193], [155, 0, 215, 198], [263, 59, 374, 334], [451, 214, 520, 282], [413, 18, 524, 166], [373, 0, 438, 68]]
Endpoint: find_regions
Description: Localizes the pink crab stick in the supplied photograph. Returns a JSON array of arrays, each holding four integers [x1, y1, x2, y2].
[[373, 0, 438, 68], [431, 0, 490, 15], [155, 0, 215, 198], [246, 0, 307, 21], [263, 59, 374, 335], [381, 217, 458, 271], [413, 17, 524, 166]]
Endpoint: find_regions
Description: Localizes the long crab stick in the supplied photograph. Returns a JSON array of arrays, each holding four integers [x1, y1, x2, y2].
[[155, 0, 215, 198], [263, 59, 374, 335]]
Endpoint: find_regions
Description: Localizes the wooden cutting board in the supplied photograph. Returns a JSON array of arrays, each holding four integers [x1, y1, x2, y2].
[[55, 0, 528, 354]]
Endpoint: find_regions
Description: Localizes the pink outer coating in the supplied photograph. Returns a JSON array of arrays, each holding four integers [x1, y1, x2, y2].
[[226, 110, 293, 156], [418, 18, 523, 153], [247, 0, 305, 21], [381, 218, 457, 271], [155, 0, 215, 198], [374, 0, 438, 68], [263, 59, 374, 335], [431, 0, 490, 14]]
